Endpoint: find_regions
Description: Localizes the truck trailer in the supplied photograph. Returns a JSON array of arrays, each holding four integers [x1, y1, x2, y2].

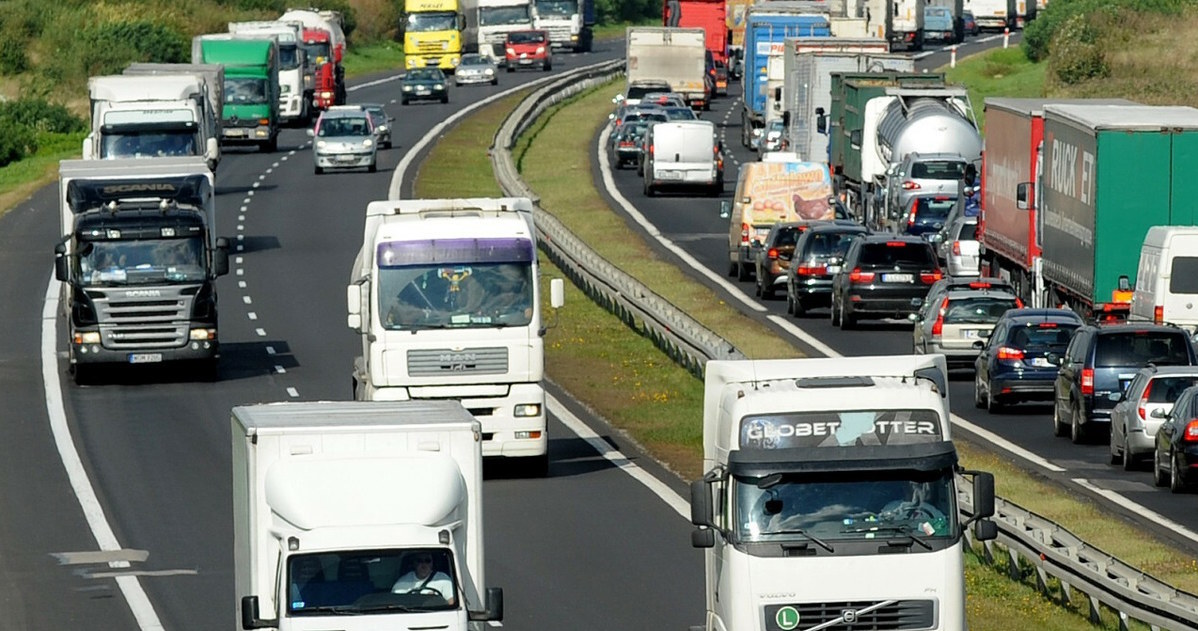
[[54, 158, 229, 383], [233, 400, 503, 631], [1031, 104, 1198, 319], [664, 0, 729, 65], [626, 26, 709, 110], [347, 198, 564, 476], [690, 355, 996, 631]]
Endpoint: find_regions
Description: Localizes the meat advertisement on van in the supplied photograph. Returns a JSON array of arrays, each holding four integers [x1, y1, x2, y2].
[[746, 161, 835, 222]]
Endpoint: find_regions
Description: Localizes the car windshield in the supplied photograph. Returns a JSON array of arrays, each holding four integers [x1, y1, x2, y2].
[[627, 85, 670, 100], [734, 468, 956, 543], [959, 221, 980, 240], [911, 161, 965, 179], [859, 242, 936, 267], [460, 55, 489, 66], [806, 231, 861, 258], [78, 237, 207, 286], [405, 69, 441, 82], [913, 197, 956, 219], [1147, 376, 1198, 402], [1007, 323, 1078, 349], [1096, 333, 1193, 367], [318, 117, 370, 137], [507, 31, 545, 44], [662, 108, 696, 120], [771, 227, 801, 247], [943, 296, 1020, 325], [288, 548, 458, 615]]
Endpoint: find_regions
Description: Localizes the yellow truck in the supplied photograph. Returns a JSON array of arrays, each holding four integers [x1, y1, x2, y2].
[[402, 0, 479, 70]]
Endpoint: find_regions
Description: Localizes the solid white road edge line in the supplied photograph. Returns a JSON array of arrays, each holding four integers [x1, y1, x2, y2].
[[41, 274, 166, 631]]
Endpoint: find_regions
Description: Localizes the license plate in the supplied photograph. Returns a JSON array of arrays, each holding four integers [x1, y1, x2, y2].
[[659, 170, 682, 180], [224, 129, 247, 137], [883, 273, 913, 283], [963, 329, 981, 339], [416, 87, 429, 93], [1031, 357, 1052, 367], [129, 353, 163, 364], [827, 265, 840, 274]]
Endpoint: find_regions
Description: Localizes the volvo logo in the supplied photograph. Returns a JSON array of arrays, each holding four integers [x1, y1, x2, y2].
[[841, 609, 858, 624], [124, 290, 162, 298]]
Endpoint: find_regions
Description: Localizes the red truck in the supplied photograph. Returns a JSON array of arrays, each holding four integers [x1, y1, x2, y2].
[[663, 0, 729, 66], [979, 98, 1134, 307]]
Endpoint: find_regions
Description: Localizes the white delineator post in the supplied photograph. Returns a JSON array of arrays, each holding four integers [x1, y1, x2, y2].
[[1003, 27, 1010, 49], [950, 45, 957, 68]]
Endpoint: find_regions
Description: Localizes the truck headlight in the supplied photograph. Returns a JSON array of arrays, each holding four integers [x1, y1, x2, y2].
[[74, 332, 101, 345], [514, 403, 541, 417], [281, 85, 291, 94], [190, 328, 216, 341]]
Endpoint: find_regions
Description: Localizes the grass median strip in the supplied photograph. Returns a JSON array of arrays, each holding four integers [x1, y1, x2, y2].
[[415, 55, 1196, 629]]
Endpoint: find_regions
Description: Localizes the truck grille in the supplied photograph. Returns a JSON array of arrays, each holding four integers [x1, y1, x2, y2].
[[545, 26, 573, 41], [408, 347, 508, 376], [484, 32, 508, 45], [93, 292, 192, 349], [416, 40, 450, 53], [765, 600, 934, 630]]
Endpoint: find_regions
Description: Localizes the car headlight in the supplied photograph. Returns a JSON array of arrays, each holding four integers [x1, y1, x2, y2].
[[485, 68, 494, 75], [402, 85, 413, 91], [362, 139, 373, 147], [316, 140, 327, 148], [536, 46, 545, 54], [434, 84, 444, 90], [506, 47, 515, 55], [376, 125, 387, 133]]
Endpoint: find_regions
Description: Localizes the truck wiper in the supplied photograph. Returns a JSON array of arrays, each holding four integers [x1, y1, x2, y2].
[[355, 604, 441, 614], [293, 605, 361, 615], [842, 524, 933, 550], [771, 529, 835, 553]]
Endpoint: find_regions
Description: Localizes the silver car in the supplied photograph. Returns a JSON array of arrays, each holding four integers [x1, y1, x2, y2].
[[455, 53, 499, 86], [938, 214, 980, 276], [308, 107, 377, 174], [887, 152, 967, 222], [911, 282, 1021, 370], [1110, 366, 1198, 471], [360, 103, 393, 149]]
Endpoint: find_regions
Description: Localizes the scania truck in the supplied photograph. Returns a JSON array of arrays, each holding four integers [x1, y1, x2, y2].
[[402, 0, 479, 70], [233, 400, 504, 631], [347, 198, 564, 475], [690, 355, 997, 631], [54, 158, 230, 384]]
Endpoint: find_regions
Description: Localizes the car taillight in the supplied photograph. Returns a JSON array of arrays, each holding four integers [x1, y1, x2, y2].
[[1015, 297, 1024, 308], [767, 247, 779, 260], [996, 346, 1024, 361], [1138, 380, 1154, 420], [1155, 305, 1164, 323], [1038, 322, 1059, 328], [920, 271, 942, 284], [1081, 368, 1094, 396], [740, 223, 751, 244], [901, 181, 920, 190], [1183, 419, 1198, 443], [849, 268, 874, 284], [648, 144, 654, 156], [797, 264, 826, 276], [907, 202, 918, 228], [952, 241, 961, 255], [932, 297, 949, 336]]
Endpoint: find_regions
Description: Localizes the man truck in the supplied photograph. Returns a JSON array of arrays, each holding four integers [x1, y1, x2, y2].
[[233, 400, 504, 631], [346, 198, 564, 476], [690, 355, 997, 631], [403, 0, 479, 71], [534, 0, 594, 52], [192, 35, 281, 152], [478, 0, 535, 60], [54, 158, 230, 384]]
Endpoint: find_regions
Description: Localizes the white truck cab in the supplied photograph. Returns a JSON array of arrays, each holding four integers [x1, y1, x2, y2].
[[690, 355, 996, 631]]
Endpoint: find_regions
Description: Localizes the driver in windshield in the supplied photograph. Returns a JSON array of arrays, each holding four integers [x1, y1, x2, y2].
[[391, 553, 454, 603]]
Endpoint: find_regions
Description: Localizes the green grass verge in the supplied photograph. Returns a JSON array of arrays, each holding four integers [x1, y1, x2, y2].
[[413, 70, 1198, 627], [341, 41, 407, 78], [944, 47, 1047, 132]]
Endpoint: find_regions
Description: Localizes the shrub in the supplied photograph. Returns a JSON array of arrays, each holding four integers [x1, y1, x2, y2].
[[0, 98, 86, 134], [0, 118, 37, 167], [79, 21, 190, 71], [1048, 13, 1109, 85], [348, 0, 399, 43], [0, 35, 30, 75], [596, 0, 660, 24], [1023, 0, 1193, 62]]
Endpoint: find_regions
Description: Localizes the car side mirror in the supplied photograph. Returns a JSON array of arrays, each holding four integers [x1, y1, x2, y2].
[[1046, 353, 1062, 366], [972, 340, 985, 350], [1151, 407, 1168, 419], [719, 200, 731, 219], [306, 129, 314, 137]]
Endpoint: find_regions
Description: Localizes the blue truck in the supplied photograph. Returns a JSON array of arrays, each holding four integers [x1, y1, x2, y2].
[[740, 1, 831, 149]]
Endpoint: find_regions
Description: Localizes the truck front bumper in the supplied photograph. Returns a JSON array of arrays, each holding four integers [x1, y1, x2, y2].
[[221, 126, 272, 144], [72, 335, 218, 366]]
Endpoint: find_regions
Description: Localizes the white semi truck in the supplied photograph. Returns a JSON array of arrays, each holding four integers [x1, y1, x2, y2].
[[82, 74, 221, 170], [347, 198, 564, 475], [532, 0, 594, 51], [689, 355, 997, 631], [228, 21, 311, 124], [477, 0, 535, 59], [233, 400, 503, 631]]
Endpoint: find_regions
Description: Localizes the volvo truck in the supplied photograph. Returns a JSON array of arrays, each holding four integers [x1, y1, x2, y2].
[[347, 198, 564, 475]]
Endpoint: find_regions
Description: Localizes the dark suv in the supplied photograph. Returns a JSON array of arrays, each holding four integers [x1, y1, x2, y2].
[[1053, 323, 1198, 444], [830, 234, 942, 329], [786, 222, 869, 316]]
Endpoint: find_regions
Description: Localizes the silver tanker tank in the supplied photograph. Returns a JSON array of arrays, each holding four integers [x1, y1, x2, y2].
[[876, 93, 981, 165]]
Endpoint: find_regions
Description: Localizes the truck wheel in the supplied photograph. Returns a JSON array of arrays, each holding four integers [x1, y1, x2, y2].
[[71, 364, 92, 387], [263, 135, 278, 153], [521, 453, 550, 478]]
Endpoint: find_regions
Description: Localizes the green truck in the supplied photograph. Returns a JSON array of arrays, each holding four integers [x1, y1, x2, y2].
[[191, 35, 280, 152], [825, 71, 945, 222], [1033, 104, 1198, 319]]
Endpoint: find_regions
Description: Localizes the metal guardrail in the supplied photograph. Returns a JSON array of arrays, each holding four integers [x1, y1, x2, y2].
[[490, 60, 745, 377], [488, 59, 1198, 631]]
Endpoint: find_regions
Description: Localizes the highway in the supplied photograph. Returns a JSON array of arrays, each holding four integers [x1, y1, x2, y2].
[[0, 40, 701, 631]]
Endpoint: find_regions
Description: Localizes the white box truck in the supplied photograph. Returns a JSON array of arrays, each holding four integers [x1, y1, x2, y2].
[[83, 74, 221, 170], [626, 26, 709, 110], [689, 355, 997, 631], [347, 198, 564, 476], [234, 400, 503, 631]]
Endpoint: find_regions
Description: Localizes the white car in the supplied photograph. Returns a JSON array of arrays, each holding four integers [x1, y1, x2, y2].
[[940, 214, 980, 276], [308, 106, 377, 174], [455, 53, 499, 86]]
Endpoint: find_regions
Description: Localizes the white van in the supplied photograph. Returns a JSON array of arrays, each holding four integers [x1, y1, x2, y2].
[[641, 120, 723, 197], [1131, 226, 1198, 331]]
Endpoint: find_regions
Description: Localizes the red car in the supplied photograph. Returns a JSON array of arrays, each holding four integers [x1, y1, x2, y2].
[[505, 30, 552, 72]]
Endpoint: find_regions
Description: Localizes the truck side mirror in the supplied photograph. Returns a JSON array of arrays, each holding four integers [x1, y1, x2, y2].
[[849, 129, 862, 150], [240, 595, 273, 629], [719, 200, 731, 219], [82, 137, 95, 160], [213, 237, 230, 277], [971, 472, 995, 519], [347, 280, 368, 333], [1016, 182, 1032, 210], [54, 242, 69, 282], [206, 138, 219, 164], [781, 111, 790, 128], [469, 587, 504, 622], [815, 107, 826, 134], [692, 528, 715, 548], [549, 278, 565, 309], [457, 14, 466, 31], [690, 479, 713, 526]]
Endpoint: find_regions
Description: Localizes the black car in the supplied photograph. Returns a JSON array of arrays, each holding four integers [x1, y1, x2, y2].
[[1053, 323, 1198, 444], [973, 308, 1084, 412], [785, 222, 869, 316], [1153, 384, 1198, 492], [400, 68, 449, 105], [830, 234, 942, 329], [609, 121, 648, 170]]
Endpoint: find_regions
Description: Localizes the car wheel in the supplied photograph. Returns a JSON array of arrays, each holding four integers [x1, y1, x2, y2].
[[1110, 426, 1123, 466], [754, 276, 762, 297], [383, 141, 392, 149], [1121, 431, 1138, 471], [785, 290, 795, 314], [368, 161, 377, 173], [1170, 452, 1190, 493], [507, 66, 514, 73], [986, 383, 1003, 413], [492, 78, 498, 85], [761, 281, 775, 300], [830, 297, 841, 327], [1053, 402, 1068, 437], [839, 306, 855, 330], [1153, 448, 1169, 487], [441, 95, 449, 104], [401, 98, 409, 105], [973, 374, 986, 409], [793, 295, 806, 317], [1070, 401, 1087, 444], [314, 165, 323, 175], [736, 261, 751, 282]]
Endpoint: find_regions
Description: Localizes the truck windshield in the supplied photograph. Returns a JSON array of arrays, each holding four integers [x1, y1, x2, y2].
[[733, 469, 957, 543], [535, 0, 577, 17], [288, 548, 458, 615], [278, 44, 302, 71], [225, 77, 269, 105], [379, 262, 534, 330], [480, 6, 532, 26], [101, 129, 198, 159], [407, 12, 458, 32], [79, 237, 206, 286], [301, 41, 332, 64]]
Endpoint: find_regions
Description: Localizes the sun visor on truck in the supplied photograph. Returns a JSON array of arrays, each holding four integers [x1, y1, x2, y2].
[[727, 441, 958, 477], [377, 238, 534, 267], [67, 174, 212, 214]]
